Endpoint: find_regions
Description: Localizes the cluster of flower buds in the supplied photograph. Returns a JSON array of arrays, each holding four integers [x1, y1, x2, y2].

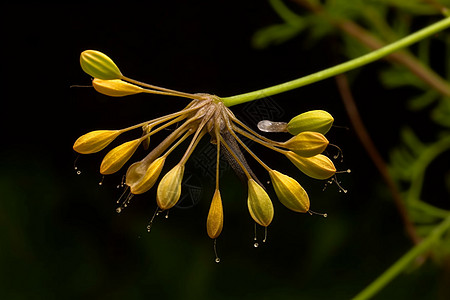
[[74, 50, 338, 246]]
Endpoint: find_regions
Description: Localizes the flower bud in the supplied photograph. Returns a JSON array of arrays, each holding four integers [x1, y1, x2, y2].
[[100, 139, 141, 175], [73, 130, 120, 154], [126, 157, 166, 194], [285, 151, 336, 180], [282, 131, 329, 157], [141, 124, 152, 150], [269, 170, 309, 213], [80, 50, 122, 80], [156, 164, 185, 210], [207, 189, 224, 239], [247, 179, 274, 227], [92, 78, 143, 97], [287, 110, 334, 135]]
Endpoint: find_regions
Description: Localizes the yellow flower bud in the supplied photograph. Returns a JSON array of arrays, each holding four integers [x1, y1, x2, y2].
[[285, 151, 336, 180], [156, 164, 185, 210], [247, 179, 274, 227], [92, 78, 143, 97], [126, 157, 166, 194], [73, 130, 120, 154], [100, 139, 141, 175], [80, 50, 122, 80], [282, 131, 329, 157], [287, 110, 334, 135], [141, 124, 152, 150], [207, 189, 224, 239], [269, 170, 309, 213]]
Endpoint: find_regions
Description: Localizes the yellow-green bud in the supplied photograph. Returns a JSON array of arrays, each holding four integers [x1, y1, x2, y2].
[[92, 78, 143, 97], [247, 179, 274, 227], [282, 131, 329, 157], [269, 170, 309, 213], [285, 151, 336, 180], [80, 50, 122, 80], [207, 189, 224, 239], [73, 130, 120, 154], [156, 164, 185, 210], [287, 110, 334, 135], [100, 139, 141, 175], [126, 157, 166, 194]]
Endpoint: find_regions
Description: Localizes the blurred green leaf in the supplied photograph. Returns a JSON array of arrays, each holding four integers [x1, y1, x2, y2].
[[407, 90, 439, 111], [431, 98, 450, 127], [252, 23, 306, 49], [379, 66, 426, 89]]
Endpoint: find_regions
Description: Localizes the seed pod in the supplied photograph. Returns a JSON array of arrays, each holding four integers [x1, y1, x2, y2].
[[92, 78, 143, 97], [100, 139, 141, 175], [156, 164, 185, 210], [269, 170, 309, 213], [73, 130, 120, 154], [282, 131, 329, 157], [207, 189, 224, 239], [247, 179, 274, 227], [287, 110, 334, 135], [80, 50, 122, 80], [285, 151, 336, 180], [126, 157, 166, 194]]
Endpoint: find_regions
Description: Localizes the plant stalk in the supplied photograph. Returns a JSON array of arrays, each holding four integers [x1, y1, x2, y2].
[[221, 16, 450, 107], [353, 215, 450, 300]]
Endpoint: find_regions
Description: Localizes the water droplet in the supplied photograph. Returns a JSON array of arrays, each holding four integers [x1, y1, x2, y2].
[[76, 170, 81, 175], [116, 207, 122, 213], [254, 242, 259, 248], [146, 224, 152, 232], [98, 176, 105, 186], [215, 258, 221, 263], [323, 213, 328, 218]]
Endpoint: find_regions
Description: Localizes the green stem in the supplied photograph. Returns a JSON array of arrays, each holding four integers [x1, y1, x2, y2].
[[353, 214, 450, 300], [221, 16, 450, 107]]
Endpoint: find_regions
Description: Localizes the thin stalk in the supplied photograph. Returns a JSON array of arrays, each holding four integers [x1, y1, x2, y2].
[[178, 107, 215, 165], [162, 129, 194, 158], [215, 122, 221, 189], [138, 119, 195, 166], [120, 100, 204, 132], [179, 129, 207, 165], [221, 16, 450, 106], [353, 215, 450, 300], [229, 129, 272, 173], [229, 113, 285, 146], [233, 126, 286, 155], [122, 76, 203, 100]]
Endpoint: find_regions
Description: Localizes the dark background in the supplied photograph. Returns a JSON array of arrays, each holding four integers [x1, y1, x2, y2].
[[1, 2, 446, 299]]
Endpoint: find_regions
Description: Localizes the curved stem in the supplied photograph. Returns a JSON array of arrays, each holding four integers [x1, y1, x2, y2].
[[221, 16, 450, 107], [353, 214, 450, 300]]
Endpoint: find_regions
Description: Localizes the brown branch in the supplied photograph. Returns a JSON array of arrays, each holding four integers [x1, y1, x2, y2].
[[335, 74, 422, 245]]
